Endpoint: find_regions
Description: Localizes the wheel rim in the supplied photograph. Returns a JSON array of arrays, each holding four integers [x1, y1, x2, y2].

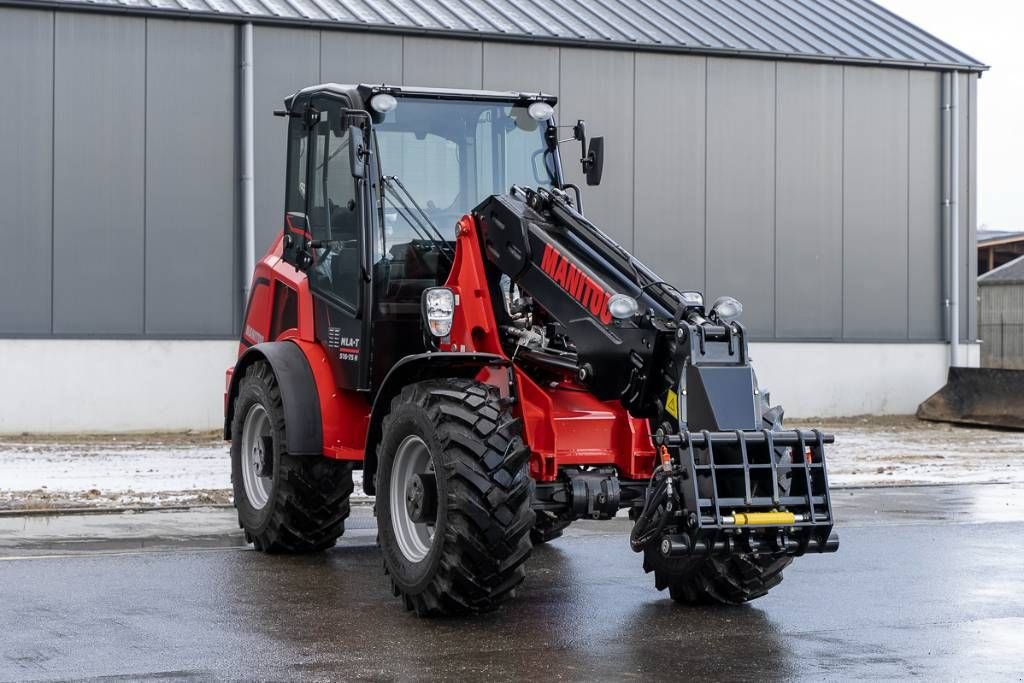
[[240, 403, 273, 510], [390, 435, 436, 563]]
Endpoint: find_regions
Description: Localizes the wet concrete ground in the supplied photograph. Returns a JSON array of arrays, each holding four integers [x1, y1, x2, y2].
[[2, 484, 1023, 681]]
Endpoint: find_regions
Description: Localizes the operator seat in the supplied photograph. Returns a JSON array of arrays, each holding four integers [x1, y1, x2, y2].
[[328, 201, 360, 303]]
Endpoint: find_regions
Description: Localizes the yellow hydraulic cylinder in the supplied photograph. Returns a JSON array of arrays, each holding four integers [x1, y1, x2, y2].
[[730, 511, 797, 526]]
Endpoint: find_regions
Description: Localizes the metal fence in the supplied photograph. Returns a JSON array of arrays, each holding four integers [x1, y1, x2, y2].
[[980, 321, 1024, 369]]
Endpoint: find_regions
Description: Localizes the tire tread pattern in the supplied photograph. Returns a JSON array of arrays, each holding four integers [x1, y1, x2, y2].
[[234, 361, 354, 554], [641, 401, 793, 605], [381, 378, 534, 616]]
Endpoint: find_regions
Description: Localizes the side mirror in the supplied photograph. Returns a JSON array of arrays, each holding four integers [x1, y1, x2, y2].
[[584, 137, 604, 186], [572, 120, 604, 186], [349, 125, 366, 179]]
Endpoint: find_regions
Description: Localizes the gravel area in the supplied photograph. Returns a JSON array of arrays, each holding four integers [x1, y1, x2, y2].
[[0, 416, 1020, 510]]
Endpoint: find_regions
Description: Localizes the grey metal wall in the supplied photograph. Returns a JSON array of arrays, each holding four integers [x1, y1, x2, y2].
[[0, 9, 978, 342], [0, 9, 238, 337]]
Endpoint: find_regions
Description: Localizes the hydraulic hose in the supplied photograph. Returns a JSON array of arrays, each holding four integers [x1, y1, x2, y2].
[[629, 476, 672, 553]]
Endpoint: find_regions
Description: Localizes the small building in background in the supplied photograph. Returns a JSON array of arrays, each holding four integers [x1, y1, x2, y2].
[[978, 255, 1024, 369], [978, 229, 1024, 275]]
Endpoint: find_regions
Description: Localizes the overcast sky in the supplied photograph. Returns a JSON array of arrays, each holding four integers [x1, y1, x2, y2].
[[875, 0, 1023, 230]]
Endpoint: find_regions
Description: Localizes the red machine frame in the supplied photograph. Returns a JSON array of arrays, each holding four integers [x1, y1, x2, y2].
[[227, 215, 655, 482]]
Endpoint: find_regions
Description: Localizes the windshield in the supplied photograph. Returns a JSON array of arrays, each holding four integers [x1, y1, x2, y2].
[[373, 97, 556, 243]]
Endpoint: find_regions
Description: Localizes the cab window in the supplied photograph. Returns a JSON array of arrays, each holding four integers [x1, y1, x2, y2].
[[307, 99, 361, 308]]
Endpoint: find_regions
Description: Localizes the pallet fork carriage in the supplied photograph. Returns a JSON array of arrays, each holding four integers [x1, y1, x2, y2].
[[225, 83, 838, 616]]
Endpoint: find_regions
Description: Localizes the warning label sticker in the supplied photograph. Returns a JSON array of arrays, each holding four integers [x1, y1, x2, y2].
[[665, 389, 679, 419]]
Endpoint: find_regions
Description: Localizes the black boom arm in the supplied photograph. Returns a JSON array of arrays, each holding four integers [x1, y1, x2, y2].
[[473, 186, 837, 558], [473, 186, 754, 430]]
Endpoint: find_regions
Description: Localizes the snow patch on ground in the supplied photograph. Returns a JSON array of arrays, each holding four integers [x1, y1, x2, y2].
[[812, 416, 1024, 487], [0, 417, 1020, 510]]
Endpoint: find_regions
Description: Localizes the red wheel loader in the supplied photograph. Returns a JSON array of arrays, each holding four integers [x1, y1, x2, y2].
[[225, 84, 839, 616]]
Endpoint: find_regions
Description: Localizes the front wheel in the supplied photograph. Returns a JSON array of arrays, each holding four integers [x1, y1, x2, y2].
[[643, 549, 791, 604], [641, 399, 793, 604], [376, 378, 534, 616]]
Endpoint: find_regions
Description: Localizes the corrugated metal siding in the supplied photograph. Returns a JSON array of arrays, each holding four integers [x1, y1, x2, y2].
[[404, 36, 482, 88], [774, 61, 843, 339], [0, 13, 980, 342], [705, 57, 776, 337], [979, 283, 1024, 369], [842, 66, 909, 339], [52, 12, 147, 335], [11, 0, 986, 70], [980, 284, 1024, 321], [145, 19, 238, 336], [558, 48, 635, 251], [907, 70, 943, 341], [252, 25, 320, 255], [0, 9, 53, 334], [632, 52, 705, 295]]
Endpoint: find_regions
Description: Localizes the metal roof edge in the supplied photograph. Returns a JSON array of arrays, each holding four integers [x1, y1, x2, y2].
[[979, 254, 1024, 284], [0, 0, 989, 72], [978, 233, 1024, 247]]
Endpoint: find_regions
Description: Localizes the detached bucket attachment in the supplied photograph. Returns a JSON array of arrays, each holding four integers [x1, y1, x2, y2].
[[661, 429, 838, 557], [917, 367, 1024, 430]]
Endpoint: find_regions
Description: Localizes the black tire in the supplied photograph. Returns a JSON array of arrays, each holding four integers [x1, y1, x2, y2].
[[230, 360, 354, 553], [376, 378, 534, 616], [642, 400, 793, 605], [530, 511, 571, 545], [643, 550, 791, 605]]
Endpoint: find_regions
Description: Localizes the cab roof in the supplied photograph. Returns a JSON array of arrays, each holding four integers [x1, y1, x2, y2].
[[286, 83, 557, 113]]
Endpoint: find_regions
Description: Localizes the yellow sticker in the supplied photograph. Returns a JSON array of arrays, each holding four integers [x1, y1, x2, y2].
[[665, 389, 679, 419]]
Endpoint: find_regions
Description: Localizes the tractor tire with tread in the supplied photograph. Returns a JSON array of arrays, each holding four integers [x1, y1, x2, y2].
[[642, 400, 793, 605], [230, 360, 354, 553], [376, 378, 534, 616]]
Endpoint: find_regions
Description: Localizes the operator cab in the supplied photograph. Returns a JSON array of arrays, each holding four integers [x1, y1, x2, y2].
[[278, 84, 593, 392]]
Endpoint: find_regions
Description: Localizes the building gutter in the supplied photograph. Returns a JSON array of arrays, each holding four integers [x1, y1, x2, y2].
[[942, 71, 962, 367], [240, 22, 255, 308]]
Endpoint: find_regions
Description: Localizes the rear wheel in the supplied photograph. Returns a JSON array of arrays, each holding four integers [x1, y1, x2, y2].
[[376, 378, 534, 616], [230, 361, 354, 553], [643, 400, 793, 605]]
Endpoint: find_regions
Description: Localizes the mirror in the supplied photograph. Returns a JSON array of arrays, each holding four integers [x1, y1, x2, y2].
[[349, 125, 366, 179], [584, 137, 604, 186]]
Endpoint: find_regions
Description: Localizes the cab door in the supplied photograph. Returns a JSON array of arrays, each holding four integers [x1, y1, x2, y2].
[[284, 95, 372, 390]]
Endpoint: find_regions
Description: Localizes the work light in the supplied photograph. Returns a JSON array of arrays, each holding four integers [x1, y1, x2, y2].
[[370, 93, 398, 113], [607, 293, 639, 320], [710, 296, 743, 321], [422, 287, 456, 337], [680, 291, 703, 308], [528, 102, 554, 121]]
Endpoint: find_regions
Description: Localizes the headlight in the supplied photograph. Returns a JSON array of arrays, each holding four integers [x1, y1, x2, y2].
[[422, 287, 455, 337], [680, 291, 703, 308], [370, 93, 398, 113], [527, 101, 554, 121], [710, 296, 743, 321], [607, 293, 639, 320]]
